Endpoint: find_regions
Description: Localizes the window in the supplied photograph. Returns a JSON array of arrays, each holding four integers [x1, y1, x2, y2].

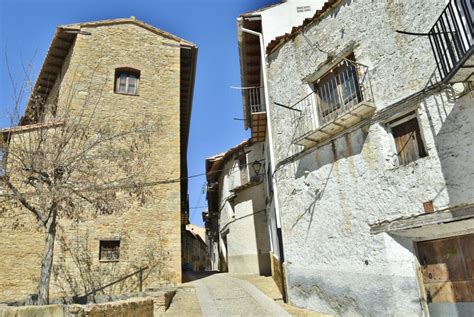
[[238, 153, 249, 185], [114, 68, 140, 95], [314, 55, 362, 123], [99, 240, 120, 261], [390, 114, 427, 165], [297, 5, 311, 13]]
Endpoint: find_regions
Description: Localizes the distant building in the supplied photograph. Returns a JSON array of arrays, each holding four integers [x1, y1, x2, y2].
[[204, 140, 271, 275], [182, 224, 208, 272], [0, 17, 197, 301]]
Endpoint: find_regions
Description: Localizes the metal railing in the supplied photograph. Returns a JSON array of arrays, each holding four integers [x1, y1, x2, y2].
[[245, 87, 266, 113], [73, 266, 148, 303], [291, 61, 373, 142], [428, 0, 473, 81], [292, 93, 317, 142]]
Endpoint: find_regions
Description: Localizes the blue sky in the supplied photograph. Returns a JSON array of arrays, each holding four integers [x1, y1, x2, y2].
[[0, 0, 278, 226]]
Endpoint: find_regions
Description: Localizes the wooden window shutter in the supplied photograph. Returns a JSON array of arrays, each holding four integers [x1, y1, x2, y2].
[[392, 117, 427, 165]]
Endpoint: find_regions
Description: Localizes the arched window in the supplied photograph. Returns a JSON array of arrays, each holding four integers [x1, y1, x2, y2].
[[114, 68, 140, 95]]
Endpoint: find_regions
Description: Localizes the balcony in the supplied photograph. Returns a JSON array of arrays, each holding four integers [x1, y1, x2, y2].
[[292, 61, 375, 148], [429, 0, 473, 83], [245, 87, 267, 142]]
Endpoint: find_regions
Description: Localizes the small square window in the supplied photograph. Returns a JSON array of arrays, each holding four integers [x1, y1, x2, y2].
[[114, 68, 140, 95], [390, 114, 427, 165], [314, 55, 362, 124], [99, 240, 120, 261]]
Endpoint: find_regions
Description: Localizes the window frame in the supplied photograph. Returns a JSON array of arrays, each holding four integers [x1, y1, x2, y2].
[[114, 68, 140, 96], [388, 112, 428, 166], [313, 54, 362, 125], [99, 240, 121, 262]]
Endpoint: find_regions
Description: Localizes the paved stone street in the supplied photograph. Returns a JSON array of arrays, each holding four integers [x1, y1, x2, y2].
[[162, 273, 330, 317]]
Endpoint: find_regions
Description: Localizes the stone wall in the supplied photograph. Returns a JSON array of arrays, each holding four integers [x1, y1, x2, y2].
[[0, 21, 186, 301], [0, 297, 154, 317], [266, 0, 474, 316]]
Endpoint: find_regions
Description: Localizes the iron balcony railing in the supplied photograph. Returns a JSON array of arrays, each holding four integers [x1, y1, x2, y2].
[[291, 61, 374, 143], [428, 0, 473, 82], [245, 87, 266, 114]]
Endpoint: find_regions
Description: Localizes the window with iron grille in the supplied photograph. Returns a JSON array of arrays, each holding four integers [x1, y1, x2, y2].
[[99, 240, 120, 261], [314, 55, 362, 123], [114, 68, 140, 95], [390, 113, 427, 165]]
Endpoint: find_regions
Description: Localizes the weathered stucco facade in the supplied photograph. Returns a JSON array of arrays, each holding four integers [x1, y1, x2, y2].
[[0, 18, 197, 301], [266, 0, 473, 316], [205, 141, 271, 275]]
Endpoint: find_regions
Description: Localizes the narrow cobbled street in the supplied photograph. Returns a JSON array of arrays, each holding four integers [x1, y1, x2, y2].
[[163, 272, 328, 317]]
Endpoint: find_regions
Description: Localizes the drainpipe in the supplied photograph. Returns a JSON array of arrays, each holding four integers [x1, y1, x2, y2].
[[241, 26, 285, 262], [241, 26, 288, 302], [241, 27, 282, 229]]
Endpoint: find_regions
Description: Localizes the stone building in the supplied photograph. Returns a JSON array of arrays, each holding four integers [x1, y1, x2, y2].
[[204, 140, 271, 275], [236, 0, 327, 294], [0, 17, 197, 301], [182, 224, 208, 272], [263, 0, 473, 316]]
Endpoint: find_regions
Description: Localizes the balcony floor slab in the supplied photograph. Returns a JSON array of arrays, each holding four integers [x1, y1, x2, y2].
[[294, 101, 375, 148]]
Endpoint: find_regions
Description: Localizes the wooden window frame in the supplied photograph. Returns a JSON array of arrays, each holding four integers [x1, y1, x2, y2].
[[313, 54, 362, 122], [99, 240, 121, 262], [114, 68, 140, 96], [388, 112, 428, 166]]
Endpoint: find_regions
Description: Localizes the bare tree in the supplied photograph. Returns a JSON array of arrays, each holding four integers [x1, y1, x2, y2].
[[0, 63, 155, 305]]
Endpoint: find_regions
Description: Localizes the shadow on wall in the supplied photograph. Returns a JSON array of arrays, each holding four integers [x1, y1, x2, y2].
[[425, 90, 474, 206], [290, 128, 369, 237], [251, 198, 271, 276], [295, 128, 369, 179]]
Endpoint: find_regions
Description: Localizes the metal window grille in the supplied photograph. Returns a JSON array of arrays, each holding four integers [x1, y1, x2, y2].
[[428, 0, 473, 81], [291, 59, 373, 143]]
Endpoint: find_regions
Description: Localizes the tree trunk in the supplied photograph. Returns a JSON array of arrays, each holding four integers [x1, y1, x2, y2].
[[37, 216, 57, 305]]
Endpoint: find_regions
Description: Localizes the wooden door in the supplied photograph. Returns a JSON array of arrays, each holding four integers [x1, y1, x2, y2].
[[417, 234, 474, 304]]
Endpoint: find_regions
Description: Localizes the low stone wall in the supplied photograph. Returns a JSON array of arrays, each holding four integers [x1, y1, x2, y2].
[[0, 304, 64, 317], [70, 298, 154, 317], [146, 288, 176, 314], [0, 288, 176, 317]]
